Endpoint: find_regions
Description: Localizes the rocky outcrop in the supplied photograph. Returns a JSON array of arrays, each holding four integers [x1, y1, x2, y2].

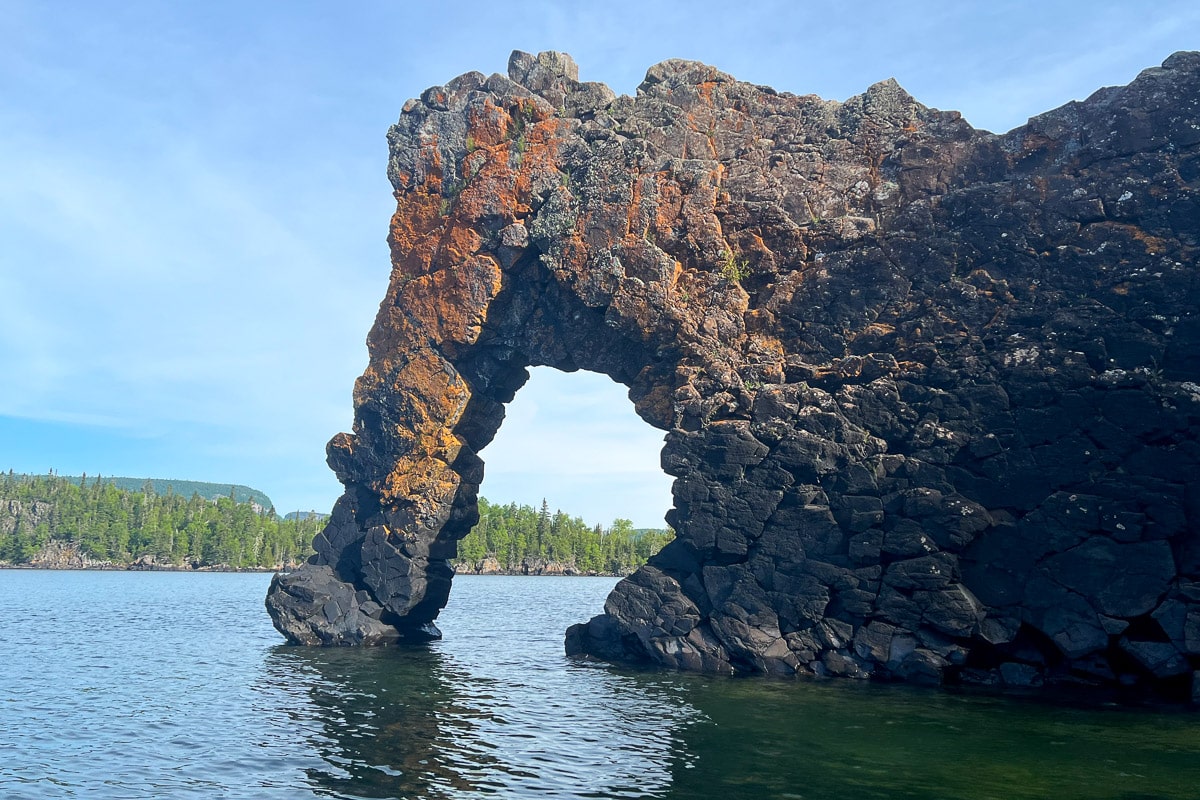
[[29, 540, 114, 570], [267, 51, 1200, 699], [453, 557, 586, 575], [1, 498, 52, 536]]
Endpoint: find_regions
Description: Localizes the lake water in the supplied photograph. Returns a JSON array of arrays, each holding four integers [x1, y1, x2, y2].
[[2, 571, 1198, 799]]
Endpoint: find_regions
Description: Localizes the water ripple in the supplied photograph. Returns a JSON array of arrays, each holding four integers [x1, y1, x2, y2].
[[2, 572, 1199, 799]]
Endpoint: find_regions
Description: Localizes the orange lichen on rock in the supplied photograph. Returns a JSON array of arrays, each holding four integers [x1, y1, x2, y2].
[[387, 193, 448, 272], [398, 256, 504, 347], [466, 98, 510, 149]]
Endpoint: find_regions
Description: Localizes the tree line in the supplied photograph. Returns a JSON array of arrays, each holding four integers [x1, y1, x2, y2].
[[0, 472, 319, 568], [0, 473, 673, 576], [454, 497, 672, 575]]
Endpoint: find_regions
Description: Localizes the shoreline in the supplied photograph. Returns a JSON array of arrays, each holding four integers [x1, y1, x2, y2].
[[0, 562, 627, 577], [452, 569, 627, 578], [0, 562, 291, 574]]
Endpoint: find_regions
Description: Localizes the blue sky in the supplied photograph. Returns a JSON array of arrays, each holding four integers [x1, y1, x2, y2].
[[2, 1, 1196, 527]]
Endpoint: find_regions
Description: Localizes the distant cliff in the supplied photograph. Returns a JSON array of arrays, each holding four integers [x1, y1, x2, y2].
[[268, 51, 1200, 702]]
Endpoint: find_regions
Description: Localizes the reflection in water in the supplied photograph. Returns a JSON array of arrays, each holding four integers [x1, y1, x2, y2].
[[262, 642, 1200, 800], [259, 577, 704, 799], [263, 646, 492, 797], [7, 572, 1196, 800], [255, 576, 1200, 800]]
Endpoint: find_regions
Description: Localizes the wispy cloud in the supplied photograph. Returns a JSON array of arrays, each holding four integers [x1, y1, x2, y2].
[[0, 142, 376, 424], [3, 0, 1193, 516]]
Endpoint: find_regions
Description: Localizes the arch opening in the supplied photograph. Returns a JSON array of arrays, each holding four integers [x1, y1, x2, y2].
[[446, 366, 675, 583], [472, 366, 673, 532]]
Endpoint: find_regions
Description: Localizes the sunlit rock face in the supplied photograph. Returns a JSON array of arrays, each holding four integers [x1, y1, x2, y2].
[[268, 50, 1200, 699]]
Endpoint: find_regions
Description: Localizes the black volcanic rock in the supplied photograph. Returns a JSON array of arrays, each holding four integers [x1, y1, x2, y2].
[[267, 50, 1200, 701]]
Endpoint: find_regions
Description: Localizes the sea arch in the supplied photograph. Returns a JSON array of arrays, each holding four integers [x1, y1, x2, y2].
[[267, 50, 781, 666], [267, 51, 1200, 695]]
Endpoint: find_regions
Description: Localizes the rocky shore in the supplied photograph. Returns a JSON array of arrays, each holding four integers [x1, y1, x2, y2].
[[1, 540, 295, 573], [453, 557, 621, 577]]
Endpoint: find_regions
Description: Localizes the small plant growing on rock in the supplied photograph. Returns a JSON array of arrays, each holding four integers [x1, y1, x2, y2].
[[439, 180, 463, 217], [719, 248, 751, 283]]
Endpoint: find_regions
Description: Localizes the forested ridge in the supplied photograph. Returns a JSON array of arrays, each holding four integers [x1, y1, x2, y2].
[[69, 476, 274, 508], [0, 472, 318, 568], [0, 473, 672, 575]]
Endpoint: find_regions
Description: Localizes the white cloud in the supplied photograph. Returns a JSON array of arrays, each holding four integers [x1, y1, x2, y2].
[[0, 110, 378, 511]]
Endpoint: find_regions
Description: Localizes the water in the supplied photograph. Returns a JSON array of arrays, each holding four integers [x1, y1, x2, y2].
[[1, 571, 1198, 799]]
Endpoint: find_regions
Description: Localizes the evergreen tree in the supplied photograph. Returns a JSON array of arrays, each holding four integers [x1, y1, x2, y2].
[[0, 473, 664, 575], [451, 498, 671, 575]]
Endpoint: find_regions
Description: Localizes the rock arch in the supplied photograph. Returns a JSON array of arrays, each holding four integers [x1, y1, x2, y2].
[[268, 51, 1200, 698]]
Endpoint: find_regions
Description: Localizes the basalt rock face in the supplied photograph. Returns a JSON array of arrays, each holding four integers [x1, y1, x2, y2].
[[267, 50, 1200, 698]]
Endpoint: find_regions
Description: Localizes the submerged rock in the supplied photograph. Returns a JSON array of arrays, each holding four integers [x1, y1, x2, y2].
[[267, 50, 1200, 701]]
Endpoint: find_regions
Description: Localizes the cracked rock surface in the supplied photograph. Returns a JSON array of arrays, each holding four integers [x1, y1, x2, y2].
[[267, 50, 1200, 699]]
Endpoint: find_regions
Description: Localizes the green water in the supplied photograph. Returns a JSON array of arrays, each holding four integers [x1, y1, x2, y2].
[[661, 677, 1200, 799]]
